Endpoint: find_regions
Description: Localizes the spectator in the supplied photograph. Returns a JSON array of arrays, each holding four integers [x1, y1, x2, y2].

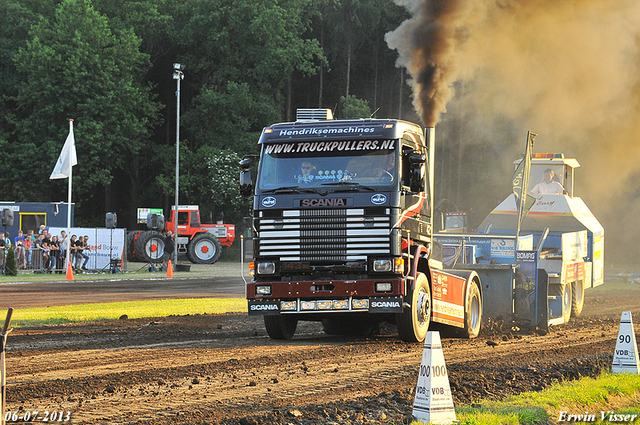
[[3, 231, 11, 250], [0, 232, 5, 273], [70, 235, 80, 270], [162, 230, 175, 271], [14, 230, 27, 270], [41, 231, 52, 273], [34, 233, 48, 273], [48, 235, 61, 273], [75, 235, 90, 271], [59, 230, 69, 266], [24, 230, 34, 267]]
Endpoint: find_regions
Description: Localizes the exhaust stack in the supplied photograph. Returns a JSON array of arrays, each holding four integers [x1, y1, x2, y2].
[[425, 127, 435, 225]]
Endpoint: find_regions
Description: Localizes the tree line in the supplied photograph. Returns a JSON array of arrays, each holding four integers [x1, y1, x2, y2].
[[0, 0, 417, 230]]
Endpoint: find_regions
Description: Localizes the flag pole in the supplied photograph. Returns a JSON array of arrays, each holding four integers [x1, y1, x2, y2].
[[65, 120, 73, 268]]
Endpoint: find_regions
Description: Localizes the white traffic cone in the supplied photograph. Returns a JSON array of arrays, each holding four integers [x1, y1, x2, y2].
[[412, 331, 456, 424], [612, 311, 639, 374]]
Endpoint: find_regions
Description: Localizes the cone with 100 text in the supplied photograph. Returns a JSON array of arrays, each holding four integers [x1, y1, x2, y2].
[[412, 331, 456, 424]]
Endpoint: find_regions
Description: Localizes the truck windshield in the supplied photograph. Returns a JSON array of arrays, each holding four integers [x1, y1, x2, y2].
[[257, 139, 397, 191]]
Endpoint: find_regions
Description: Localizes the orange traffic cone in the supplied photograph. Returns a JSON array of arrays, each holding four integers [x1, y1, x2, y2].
[[66, 261, 74, 281], [166, 260, 174, 277]]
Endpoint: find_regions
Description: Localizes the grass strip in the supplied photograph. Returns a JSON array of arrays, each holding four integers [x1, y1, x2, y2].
[[420, 372, 640, 425], [4, 297, 247, 327]]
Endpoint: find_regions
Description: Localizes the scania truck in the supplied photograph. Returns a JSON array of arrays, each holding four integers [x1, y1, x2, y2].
[[239, 109, 482, 342]]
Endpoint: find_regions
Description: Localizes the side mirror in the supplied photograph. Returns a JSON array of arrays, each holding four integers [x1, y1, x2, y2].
[[239, 157, 253, 199], [409, 153, 426, 193]]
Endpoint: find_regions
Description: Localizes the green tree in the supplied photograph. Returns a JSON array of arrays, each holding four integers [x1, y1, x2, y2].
[[340, 95, 371, 118], [4, 247, 17, 276], [174, 0, 324, 154], [10, 0, 160, 221]]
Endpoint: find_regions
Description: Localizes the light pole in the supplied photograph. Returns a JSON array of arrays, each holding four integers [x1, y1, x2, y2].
[[172, 63, 185, 267]]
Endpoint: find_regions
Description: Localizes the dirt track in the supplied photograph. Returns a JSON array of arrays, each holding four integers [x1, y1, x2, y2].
[[1, 268, 639, 425]]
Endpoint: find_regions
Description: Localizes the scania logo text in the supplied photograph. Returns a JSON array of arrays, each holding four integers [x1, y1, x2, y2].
[[301, 198, 346, 207], [262, 196, 277, 208], [250, 304, 278, 311], [371, 194, 387, 205], [371, 301, 400, 308]]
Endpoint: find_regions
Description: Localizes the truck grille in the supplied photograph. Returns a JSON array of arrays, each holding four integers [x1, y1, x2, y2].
[[256, 208, 391, 261]]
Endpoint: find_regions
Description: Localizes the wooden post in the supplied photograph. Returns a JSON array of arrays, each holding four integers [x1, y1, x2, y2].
[[1, 308, 14, 425]]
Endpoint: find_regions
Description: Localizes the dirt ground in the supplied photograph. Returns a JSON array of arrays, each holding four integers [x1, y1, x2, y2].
[[1, 267, 639, 425]]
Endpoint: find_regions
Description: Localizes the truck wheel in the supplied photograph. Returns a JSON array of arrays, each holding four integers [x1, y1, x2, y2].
[[461, 279, 482, 338], [187, 233, 222, 264], [562, 283, 572, 323], [264, 315, 298, 340], [396, 272, 431, 343], [571, 280, 585, 317], [134, 231, 165, 264]]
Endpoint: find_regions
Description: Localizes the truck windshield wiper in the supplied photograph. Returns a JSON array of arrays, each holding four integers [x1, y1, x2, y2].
[[262, 186, 322, 194], [321, 181, 376, 191], [262, 186, 301, 194]]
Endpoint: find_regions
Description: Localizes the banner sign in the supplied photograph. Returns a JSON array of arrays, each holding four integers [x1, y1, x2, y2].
[[49, 227, 125, 270]]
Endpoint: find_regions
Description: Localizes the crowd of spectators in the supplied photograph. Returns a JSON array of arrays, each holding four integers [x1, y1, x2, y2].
[[0, 226, 90, 274]]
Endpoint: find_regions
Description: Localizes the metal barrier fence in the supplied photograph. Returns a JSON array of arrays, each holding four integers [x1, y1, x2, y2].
[[1, 247, 93, 275]]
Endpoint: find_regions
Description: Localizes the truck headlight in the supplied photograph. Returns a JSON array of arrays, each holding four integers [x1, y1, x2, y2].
[[257, 261, 276, 275], [255, 285, 272, 295], [373, 259, 392, 272], [373, 258, 404, 273]]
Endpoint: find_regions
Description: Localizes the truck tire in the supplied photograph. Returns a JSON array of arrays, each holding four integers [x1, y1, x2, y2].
[[322, 316, 379, 337], [187, 233, 222, 264], [396, 272, 431, 343], [562, 283, 572, 323], [461, 278, 482, 339], [571, 280, 585, 318], [134, 231, 165, 264], [264, 315, 298, 340]]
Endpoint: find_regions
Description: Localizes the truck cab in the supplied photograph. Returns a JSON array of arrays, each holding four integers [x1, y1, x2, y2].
[[240, 110, 483, 342]]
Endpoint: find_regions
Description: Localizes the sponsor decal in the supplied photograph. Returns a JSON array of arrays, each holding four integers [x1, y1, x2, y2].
[[516, 251, 536, 261], [371, 194, 387, 205], [262, 196, 276, 208], [264, 139, 395, 155], [300, 198, 347, 207]]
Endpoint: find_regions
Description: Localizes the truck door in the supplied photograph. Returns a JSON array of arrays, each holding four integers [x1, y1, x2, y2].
[[399, 134, 430, 236]]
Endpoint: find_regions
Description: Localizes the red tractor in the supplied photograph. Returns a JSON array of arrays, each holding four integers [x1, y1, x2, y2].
[[127, 205, 235, 264]]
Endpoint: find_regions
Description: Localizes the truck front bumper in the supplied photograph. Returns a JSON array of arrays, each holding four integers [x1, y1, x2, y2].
[[247, 278, 405, 315]]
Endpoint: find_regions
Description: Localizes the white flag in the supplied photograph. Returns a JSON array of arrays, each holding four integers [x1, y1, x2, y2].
[[50, 120, 78, 180]]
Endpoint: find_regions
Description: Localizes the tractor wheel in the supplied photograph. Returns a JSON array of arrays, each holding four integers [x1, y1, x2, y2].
[[264, 315, 298, 340], [134, 231, 165, 264], [396, 272, 431, 343], [126, 231, 142, 262], [571, 280, 585, 318], [460, 278, 482, 339], [187, 233, 222, 264]]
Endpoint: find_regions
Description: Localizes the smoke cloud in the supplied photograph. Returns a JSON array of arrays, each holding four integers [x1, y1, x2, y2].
[[386, 0, 640, 265]]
